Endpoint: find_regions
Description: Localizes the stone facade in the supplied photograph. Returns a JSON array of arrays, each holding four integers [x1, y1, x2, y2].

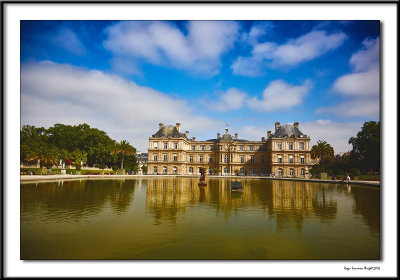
[[148, 122, 313, 177]]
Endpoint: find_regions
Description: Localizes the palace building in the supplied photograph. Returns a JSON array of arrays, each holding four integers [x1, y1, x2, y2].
[[147, 122, 313, 177]]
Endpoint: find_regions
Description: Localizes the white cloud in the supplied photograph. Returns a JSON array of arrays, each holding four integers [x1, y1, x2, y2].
[[208, 88, 247, 112], [317, 36, 380, 118], [332, 69, 379, 97], [247, 80, 312, 112], [301, 120, 363, 154], [232, 30, 347, 76], [103, 21, 239, 76], [21, 62, 220, 151]]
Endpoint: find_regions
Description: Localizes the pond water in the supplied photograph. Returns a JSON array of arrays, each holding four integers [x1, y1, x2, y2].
[[20, 178, 380, 260]]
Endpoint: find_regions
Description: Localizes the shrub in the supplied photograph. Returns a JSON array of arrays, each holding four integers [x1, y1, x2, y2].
[[112, 165, 119, 171], [99, 163, 106, 170], [351, 168, 361, 176]]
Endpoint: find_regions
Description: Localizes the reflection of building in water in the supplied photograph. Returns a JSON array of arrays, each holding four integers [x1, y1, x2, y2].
[[146, 178, 202, 223], [271, 181, 313, 231], [145, 178, 338, 228]]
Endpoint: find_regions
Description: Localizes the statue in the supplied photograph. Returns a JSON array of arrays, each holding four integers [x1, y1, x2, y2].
[[198, 167, 207, 186]]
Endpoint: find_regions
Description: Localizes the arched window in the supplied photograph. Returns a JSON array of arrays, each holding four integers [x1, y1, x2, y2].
[[301, 168, 305, 176], [240, 167, 244, 175], [153, 166, 157, 173], [163, 166, 167, 174], [173, 166, 177, 174], [189, 167, 193, 174], [278, 168, 283, 176], [250, 168, 255, 175], [224, 167, 229, 174], [289, 168, 294, 176]]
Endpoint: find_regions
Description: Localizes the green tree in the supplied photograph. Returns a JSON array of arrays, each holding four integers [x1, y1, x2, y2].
[[111, 140, 136, 170], [311, 140, 335, 173], [71, 149, 88, 171], [348, 121, 380, 172], [26, 142, 59, 172]]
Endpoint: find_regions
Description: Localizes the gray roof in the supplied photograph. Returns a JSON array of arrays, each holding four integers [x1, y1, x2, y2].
[[152, 125, 187, 138], [271, 124, 307, 138]]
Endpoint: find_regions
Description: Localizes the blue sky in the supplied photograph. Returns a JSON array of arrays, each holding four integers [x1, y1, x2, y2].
[[21, 20, 380, 153]]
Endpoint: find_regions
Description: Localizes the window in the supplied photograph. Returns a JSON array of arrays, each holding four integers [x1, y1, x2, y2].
[[174, 143, 178, 149], [249, 145, 254, 151], [240, 156, 245, 163], [173, 166, 177, 174], [301, 169, 305, 176], [240, 145, 243, 151], [277, 143, 282, 150], [278, 155, 282, 163], [153, 166, 157, 173], [209, 156, 213, 163], [261, 168, 266, 175], [224, 155, 229, 163], [278, 168, 283, 176], [192, 145, 195, 151], [154, 142, 158, 149], [201, 145, 205, 151], [240, 168, 244, 175], [250, 156, 254, 163], [289, 155, 293, 163], [209, 168, 213, 175], [300, 156, 305, 164], [153, 154, 158, 161], [173, 155, 178, 162], [163, 166, 167, 174], [224, 167, 229, 174], [261, 156, 265, 163], [164, 143, 168, 149], [199, 156, 203, 163], [189, 167, 193, 174], [163, 154, 167, 162], [250, 168, 255, 175], [288, 143, 293, 150], [189, 156, 193, 162], [289, 168, 294, 176], [299, 142, 304, 150]]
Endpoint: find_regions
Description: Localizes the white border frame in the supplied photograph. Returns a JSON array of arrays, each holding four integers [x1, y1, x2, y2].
[[4, 2, 398, 277]]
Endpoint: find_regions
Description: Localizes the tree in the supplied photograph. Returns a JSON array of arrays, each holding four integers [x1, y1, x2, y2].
[[348, 121, 380, 172], [26, 142, 59, 173], [311, 140, 335, 173], [111, 140, 136, 170], [71, 149, 88, 171]]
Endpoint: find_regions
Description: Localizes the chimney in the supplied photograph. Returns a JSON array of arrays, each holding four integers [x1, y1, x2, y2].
[[192, 137, 196, 141], [294, 122, 299, 129], [275, 122, 280, 132], [185, 131, 189, 138], [176, 123, 181, 133], [217, 132, 220, 139], [262, 137, 265, 142], [235, 133, 238, 139], [159, 123, 164, 130], [267, 130, 271, 139]]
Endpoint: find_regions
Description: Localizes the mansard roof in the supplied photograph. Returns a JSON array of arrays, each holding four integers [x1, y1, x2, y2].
[[152, 125, 187, 138], [271, 124, 307, 138]]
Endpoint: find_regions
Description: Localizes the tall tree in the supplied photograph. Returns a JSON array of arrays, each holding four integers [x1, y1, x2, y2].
[[26, 142, 59, 170], [71, 149, 88, 171], [311, 140, 335, 173], [111, 140, 136, 170], [348, 121, 380, 172]]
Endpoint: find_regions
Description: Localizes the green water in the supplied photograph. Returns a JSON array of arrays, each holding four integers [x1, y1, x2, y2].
[[20, 178, 380, 260]]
